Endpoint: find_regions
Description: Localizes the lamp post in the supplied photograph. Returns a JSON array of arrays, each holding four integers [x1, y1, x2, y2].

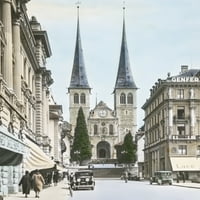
[[74, 150, 80, 165], [121, 150, 128, 168]]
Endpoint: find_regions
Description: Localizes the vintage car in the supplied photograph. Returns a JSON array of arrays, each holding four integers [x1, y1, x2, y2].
[[150, 171, 173, 185], [72, 170, 95, 190]]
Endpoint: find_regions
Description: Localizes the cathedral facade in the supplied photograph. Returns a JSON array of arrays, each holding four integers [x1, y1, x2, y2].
[[68, 7, 137, 161]]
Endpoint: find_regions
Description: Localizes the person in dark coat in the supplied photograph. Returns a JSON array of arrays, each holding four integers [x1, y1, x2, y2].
[[19, 171, 32, 198], [53, 171, 59, 186]]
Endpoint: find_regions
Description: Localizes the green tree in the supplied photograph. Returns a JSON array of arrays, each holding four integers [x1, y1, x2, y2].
[[117, 131, 137, 164], [70, 107, 92, 165]]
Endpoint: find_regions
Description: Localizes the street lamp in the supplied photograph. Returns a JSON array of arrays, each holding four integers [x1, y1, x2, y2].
[[121, 150, 128, 168], [74, 150, 80, 165]]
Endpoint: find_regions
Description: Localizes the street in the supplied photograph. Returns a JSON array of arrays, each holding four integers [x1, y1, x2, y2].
[[72, 179, 200, 200]]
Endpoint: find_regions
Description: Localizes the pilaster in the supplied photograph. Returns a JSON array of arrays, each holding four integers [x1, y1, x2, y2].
[[2, 0, 13, 89], [13, 18, 22, 101]]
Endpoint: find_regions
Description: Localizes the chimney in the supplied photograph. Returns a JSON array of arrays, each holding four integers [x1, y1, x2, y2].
[[181, 65, 188, 73]]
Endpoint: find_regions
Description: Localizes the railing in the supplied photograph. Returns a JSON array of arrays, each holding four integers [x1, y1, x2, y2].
[[170, 135, 196, 140]]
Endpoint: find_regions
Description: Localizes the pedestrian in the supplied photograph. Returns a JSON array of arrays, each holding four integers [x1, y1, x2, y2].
[[176, 172, 179, 183], [19, 170, 32, 198], [32, 169, 45, 198], [182, 172, 185, 183], [53, 171, 59, 186], [65, 178, 73, 198], [123, 171, 128, 183], [47, 172, 52, 186], [69, 172, 74, 188]]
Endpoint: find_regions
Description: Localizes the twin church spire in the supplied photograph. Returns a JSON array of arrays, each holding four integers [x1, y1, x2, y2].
[[114, 7, 137, 90], [69, 6, 90, 89], [69, 6, 136, 90]]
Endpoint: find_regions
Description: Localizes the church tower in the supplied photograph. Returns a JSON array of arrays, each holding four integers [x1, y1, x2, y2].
[[68, 6, 91, 135], [113, 7, 137, 141]]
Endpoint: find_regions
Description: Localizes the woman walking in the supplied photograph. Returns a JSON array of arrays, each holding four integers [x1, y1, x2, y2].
[[32, 169, 45, 198], [19, 171, 32, 198]]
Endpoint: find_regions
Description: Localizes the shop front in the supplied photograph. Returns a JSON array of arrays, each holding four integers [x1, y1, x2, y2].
[[170, 157, 200, 181], [0, 126, 26, 195]]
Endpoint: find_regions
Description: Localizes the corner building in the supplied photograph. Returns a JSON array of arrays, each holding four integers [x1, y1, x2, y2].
[[142, 65, 200, 180], [68, 7, 137, 162]]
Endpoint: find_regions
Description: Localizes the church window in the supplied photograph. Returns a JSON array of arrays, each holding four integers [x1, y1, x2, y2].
[[120, 93, 126, 104], [127, 93, 133, 104], [80, 93, 86, 104], [74, 93, 79, 104], [94, 124, 98, 135], [109, 124, 113, 135]]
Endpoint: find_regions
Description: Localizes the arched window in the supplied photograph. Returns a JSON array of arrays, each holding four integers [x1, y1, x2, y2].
[[109, 124, 113, 135], [80, 93, 86, 104], [94, 125, 98, 135], [74, 93, 79, 104], [127, 93, 133, 104], [120, 93, 126, 104]]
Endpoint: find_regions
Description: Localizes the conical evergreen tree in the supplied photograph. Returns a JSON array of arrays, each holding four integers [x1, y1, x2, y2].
[[70, 107, 92, 165], [117, 131, 137, 164]]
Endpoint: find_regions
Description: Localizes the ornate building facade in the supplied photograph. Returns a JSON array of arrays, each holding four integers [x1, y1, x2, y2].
[[68, 7, 137, 162], [142, 65, 200, 180], [0, 0, 65, 195]]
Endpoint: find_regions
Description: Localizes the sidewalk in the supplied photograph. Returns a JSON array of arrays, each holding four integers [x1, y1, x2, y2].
[[4, 181, 72, 200], [173, 181, 200, 189]]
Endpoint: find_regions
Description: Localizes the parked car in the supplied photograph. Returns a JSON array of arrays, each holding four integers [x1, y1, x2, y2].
[[150, 171, 173, 185], [72, 170, 95, 190]]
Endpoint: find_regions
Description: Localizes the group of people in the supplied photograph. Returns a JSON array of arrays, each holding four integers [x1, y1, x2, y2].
[[19, 169, 46, 198]]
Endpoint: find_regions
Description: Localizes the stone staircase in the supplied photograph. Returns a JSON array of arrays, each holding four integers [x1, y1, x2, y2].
[[92, 167, 124, 178]]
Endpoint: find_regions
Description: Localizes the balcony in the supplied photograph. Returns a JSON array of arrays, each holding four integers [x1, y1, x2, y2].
[[173, 116, 188, 123], [170, 135, 196, 141]]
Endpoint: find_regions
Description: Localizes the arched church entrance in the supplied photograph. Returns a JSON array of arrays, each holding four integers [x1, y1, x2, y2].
[[97, 141, 110, 159]]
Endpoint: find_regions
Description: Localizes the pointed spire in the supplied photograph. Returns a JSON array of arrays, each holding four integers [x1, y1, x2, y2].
[[114, 6, 137, 90], [69, 5, 90, 89]]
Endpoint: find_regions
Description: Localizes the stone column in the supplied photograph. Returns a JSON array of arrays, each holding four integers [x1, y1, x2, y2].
[[2, 0, 13, 88], [13, 18, 22, 100], [190, 105, 195, 136]]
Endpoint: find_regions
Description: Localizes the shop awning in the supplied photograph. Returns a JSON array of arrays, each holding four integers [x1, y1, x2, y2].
[[24, 138, 55, 171], [170, 157, 200, 171]]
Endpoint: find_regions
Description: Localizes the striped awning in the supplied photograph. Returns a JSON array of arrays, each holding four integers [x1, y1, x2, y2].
[[24, 138, 55, 171]]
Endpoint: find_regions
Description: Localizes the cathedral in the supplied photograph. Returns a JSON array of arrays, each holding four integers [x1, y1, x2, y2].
[[68, 7, 137, 161]]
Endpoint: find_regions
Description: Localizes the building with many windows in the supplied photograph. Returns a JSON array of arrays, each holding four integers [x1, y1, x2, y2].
[[0, 1, 67, 195], [142, 65, 200, 180], [68, 7, 137, 162]]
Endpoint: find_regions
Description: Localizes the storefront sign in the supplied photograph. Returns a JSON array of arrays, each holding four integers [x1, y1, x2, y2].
[[171, 77, 200, 82], [0, 130, 26, 154]]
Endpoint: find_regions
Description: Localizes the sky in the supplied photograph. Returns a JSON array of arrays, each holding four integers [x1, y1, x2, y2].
[[27, 0, 200, 128]]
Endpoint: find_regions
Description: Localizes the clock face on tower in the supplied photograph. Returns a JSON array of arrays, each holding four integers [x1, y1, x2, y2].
[[98, 110, 107, 117]]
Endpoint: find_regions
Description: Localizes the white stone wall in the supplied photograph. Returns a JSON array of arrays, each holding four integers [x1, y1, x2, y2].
[[114, 88, 137, 140], [69, 88, 90, 135]]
